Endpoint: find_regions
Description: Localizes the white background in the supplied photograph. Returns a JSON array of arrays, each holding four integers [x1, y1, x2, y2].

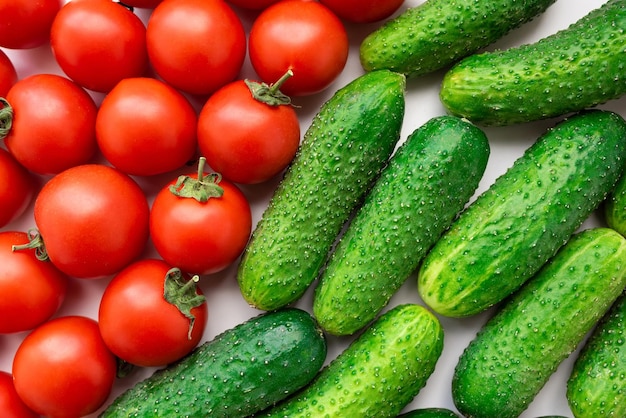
[[1, 0, 624, 416]]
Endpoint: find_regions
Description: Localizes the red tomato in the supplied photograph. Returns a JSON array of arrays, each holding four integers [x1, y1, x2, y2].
[[3, 73, 98, 175], [0, 49, 17, 97], [99, 258, 207, 367], [12, 316, 117, 417], [198, 77, 300, 184], [34, 164, 150, 279], [0, 231, 67, 334], [146, 0, 246, 96], [0, 371, 38, 418], [96, 77, 198, 176], [50, 0, 148, 93], [0, 0, 61, 49], [150, 159, 252, 275], [0, 149, 35, 228], [226, 0, 281, 10], [319, 0, 404, 23], [248, 0, 349, 96]]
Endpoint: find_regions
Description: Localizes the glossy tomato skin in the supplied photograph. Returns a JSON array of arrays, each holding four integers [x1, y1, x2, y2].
[[0, 49, 17, 97], [147, 0, 246, 96], [50, 0, 148, 93], [0, 371, 38, 418], [319, 0, 404, 23], [226, 0, 281, 10], [12, 316, 117, 417], [96, 77, 198, 176], [0, 149, 35, 228], [198, 79, 300, 184], [4, 73, 98, 175], [99, 258, 207, 367], [249, 0, 349, 96], [34, 164, 150, 279], [0, 0, 61, 49]]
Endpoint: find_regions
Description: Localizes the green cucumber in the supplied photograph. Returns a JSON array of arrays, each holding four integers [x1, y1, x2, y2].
[[452, 228, 626, 418], [440, 0, 626, 126], [237, 70, 406, 311], [313, 115, 490, 336], [261, 304, 444, 418], [605, 171, 626, 236], [359, 0, 556, 78], [567, 291, 626, 417], [418, 110, 626, 317], [99, 308, 326, 418], [397, 407, 461, 418]]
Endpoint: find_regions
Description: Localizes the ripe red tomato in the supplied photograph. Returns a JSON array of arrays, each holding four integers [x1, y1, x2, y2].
[[12, 316, 117, 417], [3, 73, 98, 175], [0, 231, 67, 334], [248, 0, 349, 96], [0, 148, 35, 228], [34, 164, 150, 279], [198, 77, 300, 184], [0, 371, 38, 418], [99, 258, 208, 367], [146, 0, 246, 96], [96, 77, 198, 176], [0, 49, 17, 97], [226, 0, 281, 9], [50, 0, 148, 93], [150, 158, 252, 275], [0, 0, 61, 49], [319, 0, 404, 23]]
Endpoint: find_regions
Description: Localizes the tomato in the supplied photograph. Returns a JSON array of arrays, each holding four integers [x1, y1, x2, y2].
[[3, 74, 98, 175], [198, 76, 300, 184], [248, 0, 349, 96], [99, 258, 207, 367], [12, 316, 117, 417], [33, 164, 150, 279], [226, 0, 281, 10], [0, 49, 17, 97], [50, 0, 148, 93], [0, 149, 35, 228], [150, 158, 252, 275], [0, 371, 38, 418], [96, 77, 198, 176], [319, 0, 404, 23], [0, 0, 61, 49], [146, 0, 246, 96]]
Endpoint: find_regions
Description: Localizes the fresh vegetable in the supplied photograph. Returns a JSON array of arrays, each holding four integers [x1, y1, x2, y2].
[[0, 0, 61, 49], [440, 0, 626, 126], [452, 228, 626, 418], [100, 308, 327, 418], [237, 70, 406, 311], [360, 0, 556, 78], [0, 49, 16, 97], [320, 0, 404, 23], [262, 304, 443, 417], [398, 408, 461, 418], [0, 371, 38, 418], [314, 115, 490, 336], [604, 170, 626, 237], [418, 110, 626, 317], [0, 148, 35, 228]]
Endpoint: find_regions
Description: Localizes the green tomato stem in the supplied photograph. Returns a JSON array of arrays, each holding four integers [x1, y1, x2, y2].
[[168, 157, 224, 203], [245, 69, 294, 106], [0, 98, 13, 140]]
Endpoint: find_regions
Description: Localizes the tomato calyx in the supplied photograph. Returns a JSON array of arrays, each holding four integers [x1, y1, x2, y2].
[[163, 268, 206, 339], [12, 229, 49, 262], [169, 157, 224, 202], [245, 69, 294, 106], [0, 98, 13, 139]]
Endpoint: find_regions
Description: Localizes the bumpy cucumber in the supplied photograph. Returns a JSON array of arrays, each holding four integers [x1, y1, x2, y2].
[[99, 308, 326, 418], [313, 116, 490, 336], [567, 291, 626, 417], [237, 70, 405, 311], [452, 228, 626, 418], [440, 0, 626, 126], [418, 110, 626, 317], [261, 304, 443, 418], [397, 408, 461, 418], [360, 0, 555, 78], [605, 171, 626, 236]]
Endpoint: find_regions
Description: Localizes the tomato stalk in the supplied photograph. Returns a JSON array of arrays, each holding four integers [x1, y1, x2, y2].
[[0, 98, 13, 139], [169, 157, 224, 202], [163, 268, 206, 340], [11, 229, 49, 262], [245, 69, 294, 106]]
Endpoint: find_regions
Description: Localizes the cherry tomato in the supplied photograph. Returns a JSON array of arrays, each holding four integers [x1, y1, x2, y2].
[[96, 77, 198, 176], [0, 0, 61, 49], [50, 0, 148, 93], [12, 316, 117, 417], [0, 148, 35, 228], [99, 258, 207, 367], [248, 0, 349, 96], [0, 371, 38, 418], [0, 49, 17, 97], [146, 0, 246, 96], [34, 164, 150, 279], [226, 0, 281, 10], [319, 0, 404, 23], [3, 73, 98, 175], [198, 76, 300, 184], [150, 158, 252, 275]]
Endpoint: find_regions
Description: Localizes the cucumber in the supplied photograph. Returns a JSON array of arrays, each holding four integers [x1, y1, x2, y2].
[[440, 0, 626, 126], [418, 110, 626, 317], [313, 115, 490, 336], [452, 228, 626, 418], [359, 0, 556, 78], [605, 171, 626, 237], [397, 407, 461, 418], [99, 308, 326, 418], [567, 291, 626, 417], [261, 304, 444, 418], [237, 70, 405, 311]]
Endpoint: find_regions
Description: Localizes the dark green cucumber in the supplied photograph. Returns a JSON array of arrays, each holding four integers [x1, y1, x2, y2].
[[397, 408, 461, 418], [313, 116, 490, 336], [567, 291, 626, 417], [261, 304, 444, 418], [452, 228, 626, 418], [418, 110, 626, 317], [360, 0, 555, 77], [237, 70, 405, 311], [99, 308, 326, 418], [440, 0, 626, 126], [605, 171, 626, 236]]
